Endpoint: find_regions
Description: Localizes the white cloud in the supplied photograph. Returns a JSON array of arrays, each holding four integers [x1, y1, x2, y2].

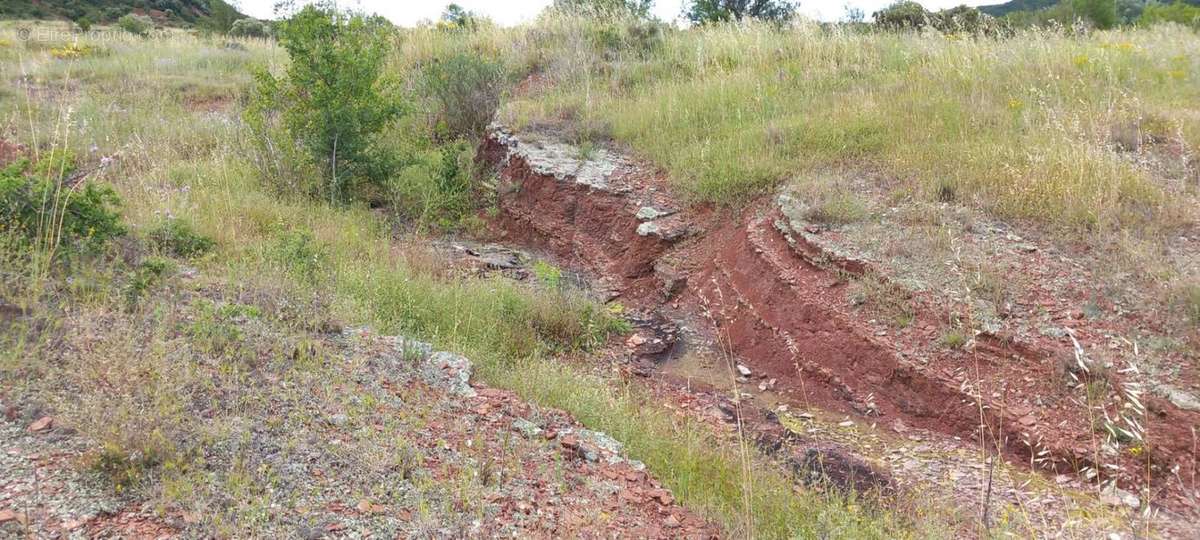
[[232, 0, 992, 26]]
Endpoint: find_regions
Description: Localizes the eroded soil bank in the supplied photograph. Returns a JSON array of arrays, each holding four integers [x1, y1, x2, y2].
[[479, 124, 1200, 534]]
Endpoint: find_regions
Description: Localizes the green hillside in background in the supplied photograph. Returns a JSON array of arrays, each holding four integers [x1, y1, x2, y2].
[[0, 0, 246, 28]]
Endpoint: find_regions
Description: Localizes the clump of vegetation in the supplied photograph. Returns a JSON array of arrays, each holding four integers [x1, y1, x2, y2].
[[123, 257, 172, 309], [438, 3, 484, 31], [148, 218, 215, 258], [685, 0, 798, 24], [270, 229, 327, 283], [1176, 282, 1200, 325], [554, 0, 655, 19], [532, 259, 564, 288], [89, 434, 178, 494], [116, 13, 154, 37], [246, 5, 402, 203], [849, 273, 917, 328], [186, 299, 249, 356], [49, 43, 97, 60], [803, 191, 869, 226], [0, 158, 124, 256], [872, 2, 1009, 35], [228, 18, 271, 38], [939, 328, 968, 349], [1139, 1, 1200, 30], [419, 53, 506, 142]]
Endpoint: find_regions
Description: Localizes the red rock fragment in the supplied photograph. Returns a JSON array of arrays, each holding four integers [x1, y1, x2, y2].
[[28, 416, 53, 432]]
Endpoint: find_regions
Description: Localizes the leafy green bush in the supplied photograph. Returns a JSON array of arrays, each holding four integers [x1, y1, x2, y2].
[[685, 0, 798, 24], [116, 13, 153, 37], [872, 1, 930, 30], [229, 18, 271, 38], [123, 257, 173, 309], [439, 4, 482, 31], [0, 159, 124, 255], [246, 5, 403, 203], [387, 140, 480, 229], [270, 230, 327, 283], [874, 2, 1008, 35], [148, 218, 215, 258], [1139, 1, 1200, 29], [419, 53, 505, 142], [1072, 0, 1118, 29]]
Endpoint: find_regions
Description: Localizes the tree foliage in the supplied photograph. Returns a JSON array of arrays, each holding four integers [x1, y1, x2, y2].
[[1072, 0, 1118, 29], [246, 5, 403, 203], [1139, 1, 1200, 28], [873, 2, 1009, 35], [684, 0, 797, 24], [440, 4, 480, 30]]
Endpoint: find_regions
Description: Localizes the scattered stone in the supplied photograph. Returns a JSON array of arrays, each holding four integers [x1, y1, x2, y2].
[[636, 222, 660, 237], [421, 351, 477, 398], [663, 514, 681, 528], [325, 414, 348, 427], [636, 206, 674, 221], [736, 364, 752, 377], [28, 416, 53, 433], [1155, 385, 1200, 412], [1099, 485, 1140, 509], [512, 418, 542, 439]]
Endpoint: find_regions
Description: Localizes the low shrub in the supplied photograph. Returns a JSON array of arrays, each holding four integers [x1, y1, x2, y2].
[[117, 13, 153, 37], [419, 53, 505, 142], [124, 257, 173, 309], [1177, 282, 1200, 325], [229, 18, 271, 38], [148, 218, 215, 258], [245, 5, 402, 203], [270, 230, 327, 283], [0, 159, 124, 255], [1139, 1, 1200, 30]]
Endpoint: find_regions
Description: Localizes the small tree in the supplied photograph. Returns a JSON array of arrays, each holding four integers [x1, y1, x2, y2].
[[247, 5, 402, 203], [440, 4, 479, 30], [116, 13, 154, 36], [73, 15, 93, 32], [684, 0, 797, 24]]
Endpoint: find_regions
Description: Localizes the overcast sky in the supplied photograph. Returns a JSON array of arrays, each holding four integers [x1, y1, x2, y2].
[[233, 1, 993, 25]]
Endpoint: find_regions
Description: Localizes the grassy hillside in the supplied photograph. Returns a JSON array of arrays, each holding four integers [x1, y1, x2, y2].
[[3, 6, 1199, 537], [0, 19, 958, 538], [979, 0, 1060, 17], [494, 18, 1199, 236], [0, 0, 245, 28]]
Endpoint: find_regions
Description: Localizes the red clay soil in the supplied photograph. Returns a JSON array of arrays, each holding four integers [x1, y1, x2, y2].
[[479, 128, 1200, 517]]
